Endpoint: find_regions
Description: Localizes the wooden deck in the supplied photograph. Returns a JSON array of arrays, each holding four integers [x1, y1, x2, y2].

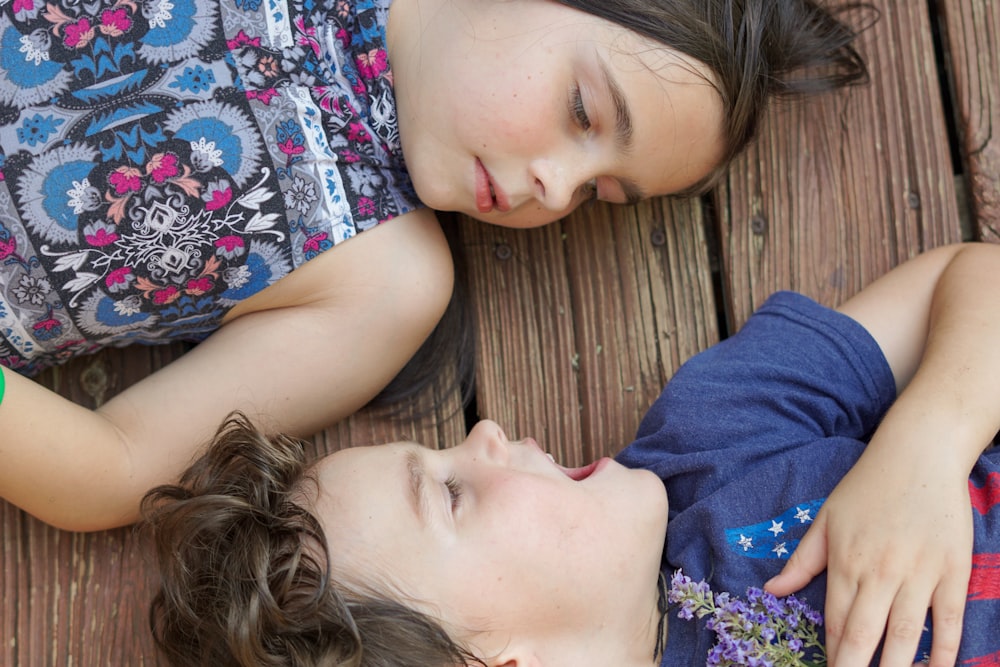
[[3, 0, 998, 663]]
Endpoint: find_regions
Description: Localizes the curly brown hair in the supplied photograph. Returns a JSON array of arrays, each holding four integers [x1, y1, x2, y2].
[[142, 412, 484, 667]]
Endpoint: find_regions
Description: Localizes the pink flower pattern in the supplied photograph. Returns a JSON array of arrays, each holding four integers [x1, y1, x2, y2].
[[109, 166, 142, 194], [63, 18, 94, 48], [0, 0, 418, 373], [99, 7, 131, 35], [146, 153, 179, 183]]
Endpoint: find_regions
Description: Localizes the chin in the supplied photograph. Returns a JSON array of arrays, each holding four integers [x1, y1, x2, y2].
[[480, 209, 566, 230], [633, 466, 670, 525]]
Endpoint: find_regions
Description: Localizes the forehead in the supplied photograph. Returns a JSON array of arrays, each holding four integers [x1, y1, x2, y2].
[[308, 444, 421, 581], [312, 443, 406, 508], [601, 32, 725, 196]]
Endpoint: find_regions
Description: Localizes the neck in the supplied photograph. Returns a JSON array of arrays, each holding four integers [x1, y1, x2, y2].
[[634, 571, 669, 667]]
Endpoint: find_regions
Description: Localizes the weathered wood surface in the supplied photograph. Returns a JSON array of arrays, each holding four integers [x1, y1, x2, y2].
[[718, 0, 963, 333], [938, 0, 1000, 239], [457, 196, 717, 465], [2, 0, 995, 662]]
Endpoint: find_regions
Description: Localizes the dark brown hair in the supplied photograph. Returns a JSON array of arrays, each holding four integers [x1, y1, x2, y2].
[[558, 0, 872, 184], [142, 412, 484, 667]]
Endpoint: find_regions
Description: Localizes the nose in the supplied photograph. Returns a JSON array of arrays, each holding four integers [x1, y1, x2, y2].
[[465, 419, 511, 465], [528, 156, 589, 212]]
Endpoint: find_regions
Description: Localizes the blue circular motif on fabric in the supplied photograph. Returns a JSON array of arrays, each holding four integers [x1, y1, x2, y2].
[[142, 0, 197, 47], [172, 117, 243, 177], [41, 161, 94, 232], [220, 252, 272, 301], [0, 26, 64, 89], [94, 295, 154, 326]]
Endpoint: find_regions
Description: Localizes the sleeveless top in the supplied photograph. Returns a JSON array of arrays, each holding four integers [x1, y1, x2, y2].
[[0, 0, 418, 375]]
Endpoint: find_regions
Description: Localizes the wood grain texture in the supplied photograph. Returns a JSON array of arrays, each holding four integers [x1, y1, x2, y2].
[[937, 0, 1000, 239], [457, 195, 717, 465], [716, 0, 963, 331]]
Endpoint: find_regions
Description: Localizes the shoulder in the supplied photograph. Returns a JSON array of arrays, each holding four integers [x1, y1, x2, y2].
[[649, 291, 892, 428], [621, 292, 894, 470]]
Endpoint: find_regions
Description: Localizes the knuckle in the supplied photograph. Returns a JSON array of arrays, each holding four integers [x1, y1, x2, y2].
[[872, 553, 905, 578], [934, 608, 964, 632], [886, 618, 922, 641], [840, 624, 881, 649], [824, 618, 846, 641]]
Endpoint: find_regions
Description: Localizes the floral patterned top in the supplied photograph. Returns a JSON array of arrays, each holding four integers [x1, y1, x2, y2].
[[0, 0, 417, 374]]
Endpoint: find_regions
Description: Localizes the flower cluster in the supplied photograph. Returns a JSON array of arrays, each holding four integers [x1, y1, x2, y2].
[[668, 570, 826, 667]]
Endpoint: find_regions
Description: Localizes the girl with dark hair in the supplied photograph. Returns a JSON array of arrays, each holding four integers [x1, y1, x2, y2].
[[145, 243, 1000, 667], [0, 0, 869, 533]]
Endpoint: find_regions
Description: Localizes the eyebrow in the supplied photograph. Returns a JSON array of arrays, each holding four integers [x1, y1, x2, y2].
[[598, 58, 647, 205], [405, 449, 428, 526]]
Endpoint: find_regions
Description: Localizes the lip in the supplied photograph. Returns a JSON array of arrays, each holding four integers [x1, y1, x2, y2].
[[474, 158, 510, 213], [557, 457, 611, 481]]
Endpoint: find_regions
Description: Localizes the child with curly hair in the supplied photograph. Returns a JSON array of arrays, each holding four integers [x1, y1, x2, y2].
[[145, 242, 1000, 667]]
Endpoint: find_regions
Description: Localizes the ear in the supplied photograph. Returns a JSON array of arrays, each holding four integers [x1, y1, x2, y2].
[[488, 650, 544, 667], [490, 658, 543, 667]]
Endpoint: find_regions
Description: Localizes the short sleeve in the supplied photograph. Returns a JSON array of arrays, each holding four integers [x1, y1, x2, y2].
[[618, 291, 896, 483]]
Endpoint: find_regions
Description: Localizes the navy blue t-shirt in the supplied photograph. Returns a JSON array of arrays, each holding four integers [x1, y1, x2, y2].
[[617, 291, 1000, 666]]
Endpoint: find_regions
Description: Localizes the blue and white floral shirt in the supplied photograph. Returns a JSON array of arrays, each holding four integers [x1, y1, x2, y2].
[[0, 0, 418, 373]]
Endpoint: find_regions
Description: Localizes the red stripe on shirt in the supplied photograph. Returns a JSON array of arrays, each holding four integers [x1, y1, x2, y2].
[[963, 649, 1000, 667], [969, 472, 1000, 516], [968, 553, 1000, 601]]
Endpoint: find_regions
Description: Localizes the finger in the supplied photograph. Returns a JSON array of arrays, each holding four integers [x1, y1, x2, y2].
[[827, 579, 893, 667], [877, 585, 933, 667], [822, 566, 858, 667], [926, 572, 969, 667], [765, 514, 829, 596]]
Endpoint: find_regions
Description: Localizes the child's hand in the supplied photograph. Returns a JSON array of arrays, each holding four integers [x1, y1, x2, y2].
[[765, 441, 972, 667]]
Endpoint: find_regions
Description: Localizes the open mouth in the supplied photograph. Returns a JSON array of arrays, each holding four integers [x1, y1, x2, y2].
[[558, 458, 608, 481]]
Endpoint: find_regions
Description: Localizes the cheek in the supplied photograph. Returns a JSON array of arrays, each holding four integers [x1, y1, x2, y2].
[[462, 72, 557, 147], [480, 480, 599, 561]]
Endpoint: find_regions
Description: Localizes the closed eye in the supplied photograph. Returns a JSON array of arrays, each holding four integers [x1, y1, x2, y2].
[[445, 475, 463, 511], [570, 85, 591, 131]]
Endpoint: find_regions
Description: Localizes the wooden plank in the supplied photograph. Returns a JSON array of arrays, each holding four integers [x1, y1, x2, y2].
[[563, 198, 718, 461], [2, 348, 189, 666], [458, 195, 718, 464], [457, 217, 583, 462], [938, 0, 1000, 239], [716, 0, 963, 330], [1, 342, 464, 665]]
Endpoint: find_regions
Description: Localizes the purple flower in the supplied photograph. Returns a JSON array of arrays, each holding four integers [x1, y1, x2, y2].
[[668, 569, 827, 666]]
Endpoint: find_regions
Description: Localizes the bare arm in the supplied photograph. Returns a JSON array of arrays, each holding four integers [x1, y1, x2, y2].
[[767, 242, 1000, 667], [0, 209, 453, 530]]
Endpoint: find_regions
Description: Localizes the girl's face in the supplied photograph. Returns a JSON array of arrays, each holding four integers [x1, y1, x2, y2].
[[387, 0, 725, 228], [310, 419, 669, 663]]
